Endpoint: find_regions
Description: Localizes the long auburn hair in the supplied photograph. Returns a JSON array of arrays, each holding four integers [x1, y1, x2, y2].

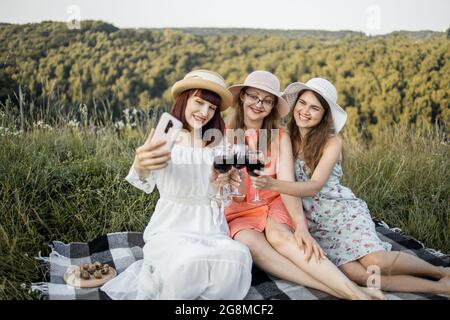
[[287, 89, 334, 174], [171, 89, 225, 146], [227, 87, 280, 150]]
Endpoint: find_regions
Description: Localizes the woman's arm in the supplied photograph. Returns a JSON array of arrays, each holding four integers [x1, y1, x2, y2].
[[272, 131, 326, 261], [126, 128, 171, 194], [275, 131, 307, 228], [255, 136, 342, 198], [125, 163, 158, 194]]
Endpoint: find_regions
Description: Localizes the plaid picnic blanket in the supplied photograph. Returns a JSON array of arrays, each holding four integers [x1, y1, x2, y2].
[[31, 219, 450, 300]]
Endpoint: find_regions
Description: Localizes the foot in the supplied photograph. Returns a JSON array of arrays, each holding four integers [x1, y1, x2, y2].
[[437, 266, 450, 279], [359, 286, 387, 300], [437, 277, 450, 295]]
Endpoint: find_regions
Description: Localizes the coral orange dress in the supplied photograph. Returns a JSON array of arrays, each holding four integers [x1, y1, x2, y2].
[[225, 128, 295, 238]]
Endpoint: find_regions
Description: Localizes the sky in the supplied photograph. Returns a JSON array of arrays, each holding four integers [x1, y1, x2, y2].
[[0, 0, 449, 35]]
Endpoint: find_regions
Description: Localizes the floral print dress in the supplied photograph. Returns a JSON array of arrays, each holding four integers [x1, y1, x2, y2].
[[295, 159, 392, 267]]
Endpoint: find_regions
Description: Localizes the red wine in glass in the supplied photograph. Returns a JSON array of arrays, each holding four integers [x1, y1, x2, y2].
[[246, 159, 264, 177], [233, 154, 246, 170], [246, 150, 267, 204], [229, 150, 246, 197], [211, 149, 233, 216], [214, 156, 232, 174]]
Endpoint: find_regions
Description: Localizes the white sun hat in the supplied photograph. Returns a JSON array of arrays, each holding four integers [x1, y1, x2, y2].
[[282, 78, 348, 133]]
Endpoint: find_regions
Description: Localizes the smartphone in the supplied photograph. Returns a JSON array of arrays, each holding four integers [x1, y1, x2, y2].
[[151, 112, 183, 152]]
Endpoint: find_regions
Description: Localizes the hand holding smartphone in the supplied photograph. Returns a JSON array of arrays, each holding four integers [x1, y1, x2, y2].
[[150, 112, 183, 153], [134, 113, 183, 176]]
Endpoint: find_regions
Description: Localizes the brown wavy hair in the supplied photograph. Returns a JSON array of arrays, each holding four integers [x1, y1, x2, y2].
[[171, 89, 225, 146], [287, 89, 334, 174], [227, 87, 280, 150]]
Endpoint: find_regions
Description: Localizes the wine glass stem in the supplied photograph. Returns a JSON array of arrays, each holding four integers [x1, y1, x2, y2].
[[219, 199, 224, 217], [254, 189, 260, 202], [235, 170, 242, 195], [216, 185, 223, 199]]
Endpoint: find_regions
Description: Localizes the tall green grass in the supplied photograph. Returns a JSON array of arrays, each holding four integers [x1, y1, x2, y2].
[[0, 122, 159, 299], [342, 124, 449, 254], [0, 108, 448, 299]]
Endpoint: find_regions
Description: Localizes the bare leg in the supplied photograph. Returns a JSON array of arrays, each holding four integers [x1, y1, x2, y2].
[[234, 229, 345, 299], [264, 218, 379, 300], [340, 260, 450, 295], [359, 251, 449, 279]]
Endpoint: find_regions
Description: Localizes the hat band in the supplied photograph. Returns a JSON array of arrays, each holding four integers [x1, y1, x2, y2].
[[286, 84, 336, 104], [244, 82, 281, 96], [185, 72, 226, 88]]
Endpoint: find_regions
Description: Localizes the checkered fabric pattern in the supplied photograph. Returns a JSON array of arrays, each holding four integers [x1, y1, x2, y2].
[[31, 219, 450, 300]]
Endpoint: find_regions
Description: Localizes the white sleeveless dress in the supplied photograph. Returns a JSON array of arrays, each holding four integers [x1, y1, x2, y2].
[[101, 144, 252, 300]]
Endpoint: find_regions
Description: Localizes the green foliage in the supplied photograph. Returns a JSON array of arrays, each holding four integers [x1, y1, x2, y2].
[[1, 21, 449, 139]]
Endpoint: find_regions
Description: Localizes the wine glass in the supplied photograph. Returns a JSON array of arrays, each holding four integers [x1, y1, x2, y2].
[[211, 145, 233, 206], [230, 144, 247, 197], [246, 150, 267, 205]]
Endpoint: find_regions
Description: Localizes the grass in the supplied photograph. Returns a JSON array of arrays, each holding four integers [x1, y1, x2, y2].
[[0, 108, 448, 299], [0, 121, 159, 299], [342, 124, 449, 255]]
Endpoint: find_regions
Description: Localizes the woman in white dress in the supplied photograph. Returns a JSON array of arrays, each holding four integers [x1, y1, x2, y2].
[[101, 70, 252, 300]]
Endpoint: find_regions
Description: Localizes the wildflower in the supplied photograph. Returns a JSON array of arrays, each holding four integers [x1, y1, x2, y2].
[[67, 120, 80, 129], [80, 104, 88, 126], [32, 120, 52, 130], [80, 104, 88, 116], [114, 120, 125, 130]]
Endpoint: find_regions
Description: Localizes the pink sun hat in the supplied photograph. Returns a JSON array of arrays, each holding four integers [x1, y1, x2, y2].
[[228, 71, 290, 117]]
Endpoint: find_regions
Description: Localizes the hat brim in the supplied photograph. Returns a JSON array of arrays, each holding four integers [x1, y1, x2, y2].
[[282, 82, 348, 133], [228, 84, 290, 118], [171, 79, 233, 111]]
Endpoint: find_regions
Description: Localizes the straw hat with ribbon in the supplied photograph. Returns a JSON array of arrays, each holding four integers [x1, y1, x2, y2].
[[171, 70, 233, 111]]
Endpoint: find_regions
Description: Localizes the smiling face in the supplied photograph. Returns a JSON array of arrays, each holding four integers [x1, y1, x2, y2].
[[293, 90, 326, 132], [240, 87, 275, 123], [184, 91, 219, 130]]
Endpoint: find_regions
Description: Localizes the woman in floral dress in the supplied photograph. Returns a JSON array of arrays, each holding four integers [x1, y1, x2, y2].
[[253, 77, 450, 295]]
